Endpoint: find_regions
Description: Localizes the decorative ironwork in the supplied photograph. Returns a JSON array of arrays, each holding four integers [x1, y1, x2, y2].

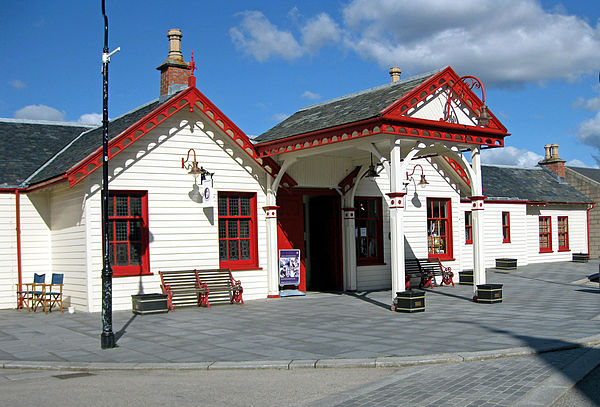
[[442, 75, 489, 127]]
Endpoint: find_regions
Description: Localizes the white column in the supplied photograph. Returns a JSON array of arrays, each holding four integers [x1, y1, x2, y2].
[[342, 206, 357, 291], [470, 146, 486, 295], [387, 136, 406, 303], [264, 176, 280, 298]]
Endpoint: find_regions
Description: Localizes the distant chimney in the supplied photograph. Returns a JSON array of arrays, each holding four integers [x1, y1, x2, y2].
[[389, 67, 402, 83], [538, 143, 566, 178], [157, 29, 190, 98]]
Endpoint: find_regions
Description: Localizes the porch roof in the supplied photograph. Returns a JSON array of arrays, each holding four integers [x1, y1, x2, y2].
[[481, 165, 592, 204], [254, 69, 441, 143]]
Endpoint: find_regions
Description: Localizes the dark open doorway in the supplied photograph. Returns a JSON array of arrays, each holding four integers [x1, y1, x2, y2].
[[305, 194, 342, 291]]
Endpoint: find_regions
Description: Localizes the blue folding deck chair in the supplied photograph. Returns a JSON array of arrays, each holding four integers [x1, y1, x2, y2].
[[45, 273, 64, 313], [16, 273, 45, 312]]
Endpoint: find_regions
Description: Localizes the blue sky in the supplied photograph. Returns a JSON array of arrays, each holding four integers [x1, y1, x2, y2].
[[1, 0, 600, 168]]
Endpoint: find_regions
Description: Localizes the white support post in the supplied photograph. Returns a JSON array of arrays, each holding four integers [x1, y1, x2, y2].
[[470, 146, 486, 295], [342, 203, 357, 291], [264, 175, 280, 298], [387, 136, 406, 303]]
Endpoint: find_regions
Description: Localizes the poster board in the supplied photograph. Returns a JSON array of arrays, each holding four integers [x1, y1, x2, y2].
[[279, 249, 301, 287]]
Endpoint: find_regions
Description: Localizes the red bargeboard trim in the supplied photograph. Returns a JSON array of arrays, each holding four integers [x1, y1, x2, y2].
[[66, 87, 297, 188]]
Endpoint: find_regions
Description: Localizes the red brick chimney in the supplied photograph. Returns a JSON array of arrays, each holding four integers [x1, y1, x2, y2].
[[157, 29, 190, 97], [538, 143, 566, 178]]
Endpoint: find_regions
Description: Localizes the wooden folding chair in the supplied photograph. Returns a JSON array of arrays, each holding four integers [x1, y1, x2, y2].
[[16, 273, 45, 311], [45, 273, 64, 312]]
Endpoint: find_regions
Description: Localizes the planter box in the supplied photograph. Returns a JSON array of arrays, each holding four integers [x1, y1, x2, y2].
[[393, 290, 425, 313], [495, 258, 517, 270], [476, 284, 503, 304], [132, 294, 169, 315], [572, 253, 589, 263], [459, 270, 474, 285]]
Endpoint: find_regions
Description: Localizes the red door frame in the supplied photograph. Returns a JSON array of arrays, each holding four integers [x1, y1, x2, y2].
[[276, 188, 343, 291]]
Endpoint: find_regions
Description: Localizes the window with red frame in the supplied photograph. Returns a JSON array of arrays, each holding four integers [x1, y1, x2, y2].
[[355, 197, 383, 265], [465, 211, 472, 244], [107, 191, 150, 277], [558, 216, 569, 251], [427, 198, 453, 260], [218, 192, 258, 269], [502, 212, 511, 243], [539, 216, 552, 253]]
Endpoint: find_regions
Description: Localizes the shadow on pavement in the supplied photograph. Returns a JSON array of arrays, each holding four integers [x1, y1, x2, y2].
[[345, 291, 390, 311], [115, 313, 137, 342], [456, 320, 600, 405]]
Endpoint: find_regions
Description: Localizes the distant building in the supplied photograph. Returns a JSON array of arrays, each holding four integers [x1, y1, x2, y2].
[[539, 144, 599, 258]]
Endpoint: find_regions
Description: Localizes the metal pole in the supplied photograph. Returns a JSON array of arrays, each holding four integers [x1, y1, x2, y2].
[[100, 0, 115, 349]]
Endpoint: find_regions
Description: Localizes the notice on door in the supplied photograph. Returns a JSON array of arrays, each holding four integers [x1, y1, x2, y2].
[[279, 249, 301, 287]]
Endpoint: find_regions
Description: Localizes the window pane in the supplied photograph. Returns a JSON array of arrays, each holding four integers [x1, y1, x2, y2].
[[109, 243, 115, 264], [228, 240, 239, 261], [240, 240, 250, 260], [228, 220, 238, 239], [115, 243, 129, 266], [130, 220, 142, 241], [115, 221, 128, 241], [239, 220, 250, 238], [116, 196, 129, 216], [130, 196, 142, 217], [218, 196, 227, 216], [240, 197, 251, 216], [218, 220, 226, 239], [108, 197, 114, 217], [219, 241, 227, 260], [229, 197, 239, 216], [108, 222, 114, 241], [367, 221, 376, 237], [130, 243, 142, 265]]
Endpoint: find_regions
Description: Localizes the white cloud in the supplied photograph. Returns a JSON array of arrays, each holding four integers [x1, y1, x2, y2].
[[566, 158, 597, 168], [480, 146, 543, 167], [231, 1, 600, 86], [301, 13, 341, 53], [340, 0, 600, 86], [230, 11, 303, 62], [14, 104, 66, 121], [576, 111, 600, 149], [573, 96, 600, 111], [8, 80, 26, 89], [301, 90, 321, 100], [78, 113, 102, 126]]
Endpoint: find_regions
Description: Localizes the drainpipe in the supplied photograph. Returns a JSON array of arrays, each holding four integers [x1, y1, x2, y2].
[[15, 189, 22, 291], [587, 202, 595, 259]]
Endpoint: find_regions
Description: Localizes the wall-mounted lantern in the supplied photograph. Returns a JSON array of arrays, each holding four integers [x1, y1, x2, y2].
[[182, 148, 214, 182], [363, 153, 384, 179], [405, 164, 428, 188], [182, 148, 214, 206]]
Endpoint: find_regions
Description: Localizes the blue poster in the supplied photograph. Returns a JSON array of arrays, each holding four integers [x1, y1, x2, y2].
[[279, 249, 300, 287]]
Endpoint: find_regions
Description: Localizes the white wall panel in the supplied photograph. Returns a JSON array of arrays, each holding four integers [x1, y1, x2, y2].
[[83, 114, 269, 312], [0, 194, 17, 309]]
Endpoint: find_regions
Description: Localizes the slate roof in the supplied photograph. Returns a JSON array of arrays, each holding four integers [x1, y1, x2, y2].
[[567, 166, 600, 184], [255, 69, 442, 143], [481, 165, 592, 203], [0, 119, 93, 187], [28, 99, 161, 185]]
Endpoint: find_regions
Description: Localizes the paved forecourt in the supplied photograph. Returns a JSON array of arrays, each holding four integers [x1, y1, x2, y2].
[[0, 260, 598, 367]]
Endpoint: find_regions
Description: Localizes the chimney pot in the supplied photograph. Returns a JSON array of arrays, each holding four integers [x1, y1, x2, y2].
[[389, 67, 402, 83], [157, 28, 191, 98], [551, 143, 559, 159], [544, 144, 551, 159]]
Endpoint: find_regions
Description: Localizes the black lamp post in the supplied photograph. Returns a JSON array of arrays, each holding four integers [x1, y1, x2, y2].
[[100, 0, 119, 349]]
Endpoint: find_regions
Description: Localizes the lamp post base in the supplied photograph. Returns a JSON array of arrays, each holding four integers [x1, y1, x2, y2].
[[101, 331, 115, 349]]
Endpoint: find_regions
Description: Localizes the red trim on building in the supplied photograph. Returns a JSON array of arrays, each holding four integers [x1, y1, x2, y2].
[[427, 197, 454, 261], [218, 192, 259, 270], [539, 216, 553, 253], [15, 190, 22, 291], [502, 212, 511, 243], [338, 166, 361, 195], [557, 216, 569, 252]]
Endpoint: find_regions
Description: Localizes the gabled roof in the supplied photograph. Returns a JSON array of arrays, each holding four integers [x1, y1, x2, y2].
[[482, 165, 592, 203], [567, 166, 600, 184], [255, 69, 441, 143], [29, 99, 162, 185], [0, 119, 93, 188]]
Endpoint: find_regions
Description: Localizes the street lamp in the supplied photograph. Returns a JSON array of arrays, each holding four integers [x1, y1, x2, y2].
[[100, 0, 119, 350]]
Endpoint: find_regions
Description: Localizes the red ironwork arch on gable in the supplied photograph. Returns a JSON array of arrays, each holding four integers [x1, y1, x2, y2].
[[67, 87, 296, 187]]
